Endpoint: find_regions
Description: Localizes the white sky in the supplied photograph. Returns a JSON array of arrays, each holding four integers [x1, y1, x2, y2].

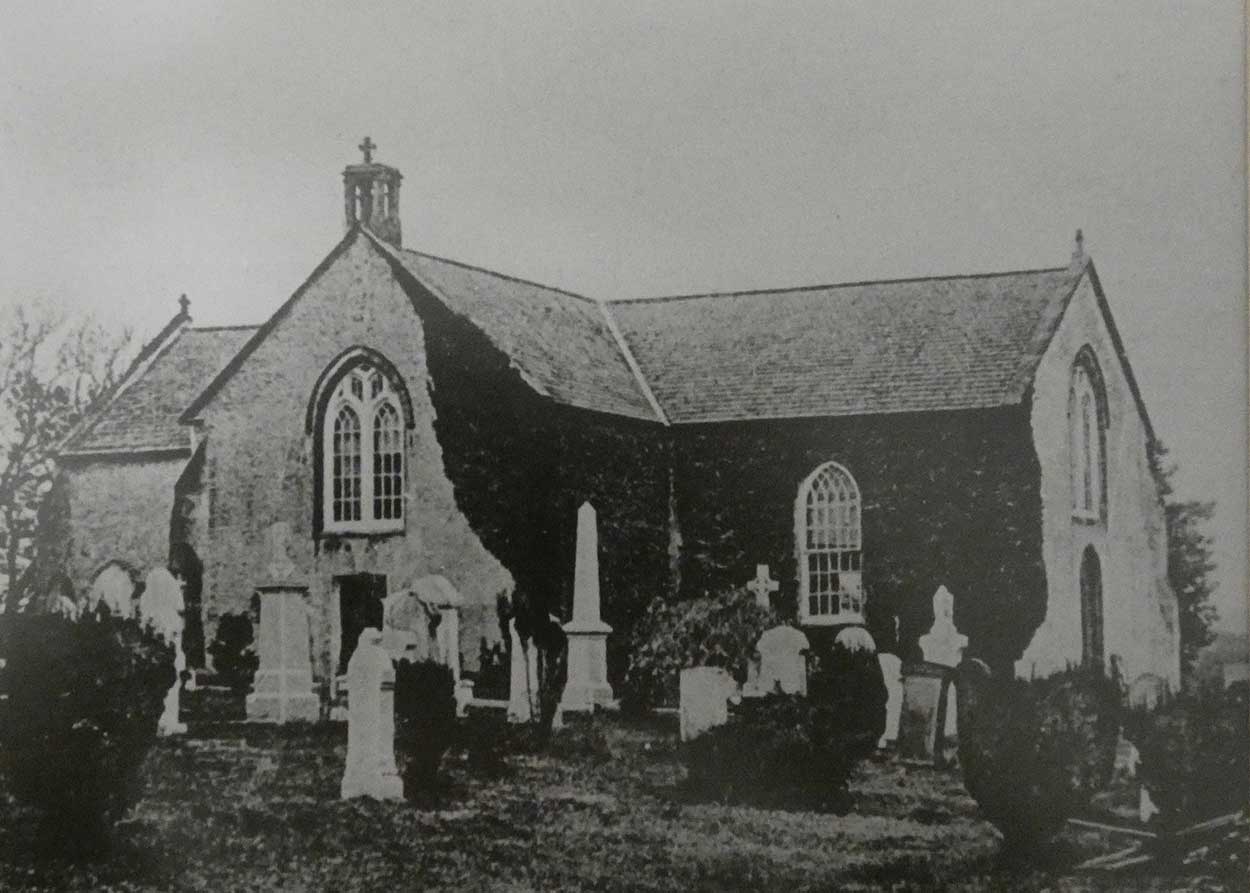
[[1, 1, 1245, 631]]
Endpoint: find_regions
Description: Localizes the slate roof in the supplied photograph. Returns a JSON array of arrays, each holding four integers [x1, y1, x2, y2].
[[63, 326, 256, 453], [606, 267, 1083, 423], [391, 248, 658, 421]]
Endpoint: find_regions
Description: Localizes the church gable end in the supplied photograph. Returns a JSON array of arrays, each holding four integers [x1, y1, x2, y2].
[[190, 230, 511, 677]]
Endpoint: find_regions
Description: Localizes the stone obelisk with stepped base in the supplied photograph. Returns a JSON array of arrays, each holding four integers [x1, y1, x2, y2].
[[559, 502, 615, 712]]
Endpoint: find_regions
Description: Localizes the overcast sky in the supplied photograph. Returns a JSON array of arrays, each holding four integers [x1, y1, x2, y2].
[[1, 1, 1245, 631]]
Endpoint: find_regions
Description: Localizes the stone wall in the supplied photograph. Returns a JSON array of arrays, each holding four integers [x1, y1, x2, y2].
[[1020, 271, 1178, 687], [195, 232, 512, 679], [670, 408, 1048, 672], [52, 454, 187, 590]]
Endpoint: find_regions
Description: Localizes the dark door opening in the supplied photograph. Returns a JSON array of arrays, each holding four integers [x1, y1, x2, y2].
[[1079, 545, 1104, 668], [337, 573, 387, 675]]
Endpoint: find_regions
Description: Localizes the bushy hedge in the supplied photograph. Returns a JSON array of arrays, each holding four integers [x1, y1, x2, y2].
[[1124, 683, 1249, 828], [623, 588, 778, 711], [393, 658, 457, 802], [956, 662, 1121, 857], [206, 612, 258, 693], [683, 695, 856, 813], [0, 610, 175, 859], [682, 636, 886, 813]]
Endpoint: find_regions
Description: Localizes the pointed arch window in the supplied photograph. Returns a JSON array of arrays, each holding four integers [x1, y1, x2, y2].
[[1070, 350, 1107, 521], [795, 461, 864, 624], [322, 364, 405, 532]]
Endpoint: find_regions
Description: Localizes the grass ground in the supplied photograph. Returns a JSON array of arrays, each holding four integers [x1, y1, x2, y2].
[[0, 714, 1234, 891]]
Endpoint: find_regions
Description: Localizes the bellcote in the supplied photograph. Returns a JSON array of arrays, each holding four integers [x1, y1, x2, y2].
[[343, 137, 403, 248]]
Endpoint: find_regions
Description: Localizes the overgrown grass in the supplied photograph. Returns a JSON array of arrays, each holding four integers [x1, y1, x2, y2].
[[0, 714, 1224, 891]]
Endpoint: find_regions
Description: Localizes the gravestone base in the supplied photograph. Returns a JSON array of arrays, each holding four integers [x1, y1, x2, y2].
[[246, 585, 319, 724], [898, 661, 954, 764], [560, 621, 615, 713], [246, 670, 321, 723]]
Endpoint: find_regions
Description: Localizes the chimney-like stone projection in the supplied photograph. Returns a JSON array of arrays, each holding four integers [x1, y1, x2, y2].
[[343, 136, 403, 248]]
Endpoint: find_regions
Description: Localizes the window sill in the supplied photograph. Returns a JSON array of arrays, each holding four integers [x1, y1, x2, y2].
[[1071, 510, 1103, 526], [800, 612, 866, 627], [321, 522, 405, 537]]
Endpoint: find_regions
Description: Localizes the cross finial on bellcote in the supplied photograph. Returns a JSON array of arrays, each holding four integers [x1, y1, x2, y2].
[[358, 136, 377, 164], [178, 293, 190, 316]]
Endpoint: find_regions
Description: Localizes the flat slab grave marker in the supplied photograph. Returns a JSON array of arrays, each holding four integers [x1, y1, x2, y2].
[[679, 667, 738, 742]]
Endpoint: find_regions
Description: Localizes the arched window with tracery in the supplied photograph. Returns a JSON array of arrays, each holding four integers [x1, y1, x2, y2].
[[795, 461, 864, 624], [1070, 349, 1107, 521], [321, 363, 406, 532]]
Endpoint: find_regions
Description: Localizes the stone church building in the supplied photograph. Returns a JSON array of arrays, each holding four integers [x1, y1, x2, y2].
[[42, 145, 1179, 691]]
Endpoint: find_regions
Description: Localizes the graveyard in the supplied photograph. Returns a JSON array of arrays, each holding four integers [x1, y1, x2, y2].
[[0, 501, 1243, 891], [0, 713, 1200, 892]]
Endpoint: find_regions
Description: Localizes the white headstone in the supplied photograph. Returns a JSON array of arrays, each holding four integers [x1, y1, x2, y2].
[[679, 667, 737, 742], [561, 502, 615, 712], [340, 628, 403, 801], [139, 568, 187, 736], [744, 625, 809, 697], [878, 653, 903, 748], [245, 585, 319, 723], [918, 586, 968, 668], [1128, 673, 1168, 711], [745, 564, 779, 609], [88, 564, 134, 617], [381, 589, 435, 663], [835, 625, 877, 654], [507, 618, 539, 723], [413, 575, 465, 681]]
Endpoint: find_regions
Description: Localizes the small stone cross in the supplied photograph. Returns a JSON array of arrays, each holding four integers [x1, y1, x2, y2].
[[746, 564, 779, 608], [359, 136, 377, 164]]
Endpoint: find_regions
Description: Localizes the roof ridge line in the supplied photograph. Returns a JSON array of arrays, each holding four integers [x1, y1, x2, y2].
[[596, 302, 669, 426], [402, 247, 600, 304], [609, 265, 1073, 305]]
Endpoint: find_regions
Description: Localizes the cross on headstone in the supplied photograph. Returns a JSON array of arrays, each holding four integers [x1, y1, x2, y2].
[[746, 564, 779, 608], [358, 136, 376, 164]]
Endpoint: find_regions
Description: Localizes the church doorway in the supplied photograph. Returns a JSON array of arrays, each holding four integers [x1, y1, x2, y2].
[[336, 573, 387, 675], [1079, 545, 1104, 667]]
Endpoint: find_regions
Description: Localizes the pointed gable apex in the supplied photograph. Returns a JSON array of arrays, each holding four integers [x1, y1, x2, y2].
[[179, 226, 367, 423]]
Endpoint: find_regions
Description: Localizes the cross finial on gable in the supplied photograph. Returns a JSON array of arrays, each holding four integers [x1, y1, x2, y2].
[[358, 136, 377, 164], [178, 293, 190, 316], [1070, 228, 1086, 270]]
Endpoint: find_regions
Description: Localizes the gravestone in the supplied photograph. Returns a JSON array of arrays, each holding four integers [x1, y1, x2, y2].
[[745, 564, 779, 609], [413, 574, 465, 681], [560, 502, 615, 712], [898, 662, 952, 762], [246, 584, 319, 723], [743, 625, 809, 697], [262, 521, 297, 581], [381, 588, 435, 663], [917, 585, 967, 739], [1127, 673, 1168, 711], [679, 666, 737, 742], [88, 564, 135, 617], [877, 653, 904, 748], [507, 618, 539, 724], [340, 628, 403, 801], [139, 567, 187, 736], [835, 625, 877, 654]]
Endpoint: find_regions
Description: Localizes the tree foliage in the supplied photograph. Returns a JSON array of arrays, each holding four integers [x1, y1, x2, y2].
[[0, 303, 132, 610], [1148, 440, 1219, 679]]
